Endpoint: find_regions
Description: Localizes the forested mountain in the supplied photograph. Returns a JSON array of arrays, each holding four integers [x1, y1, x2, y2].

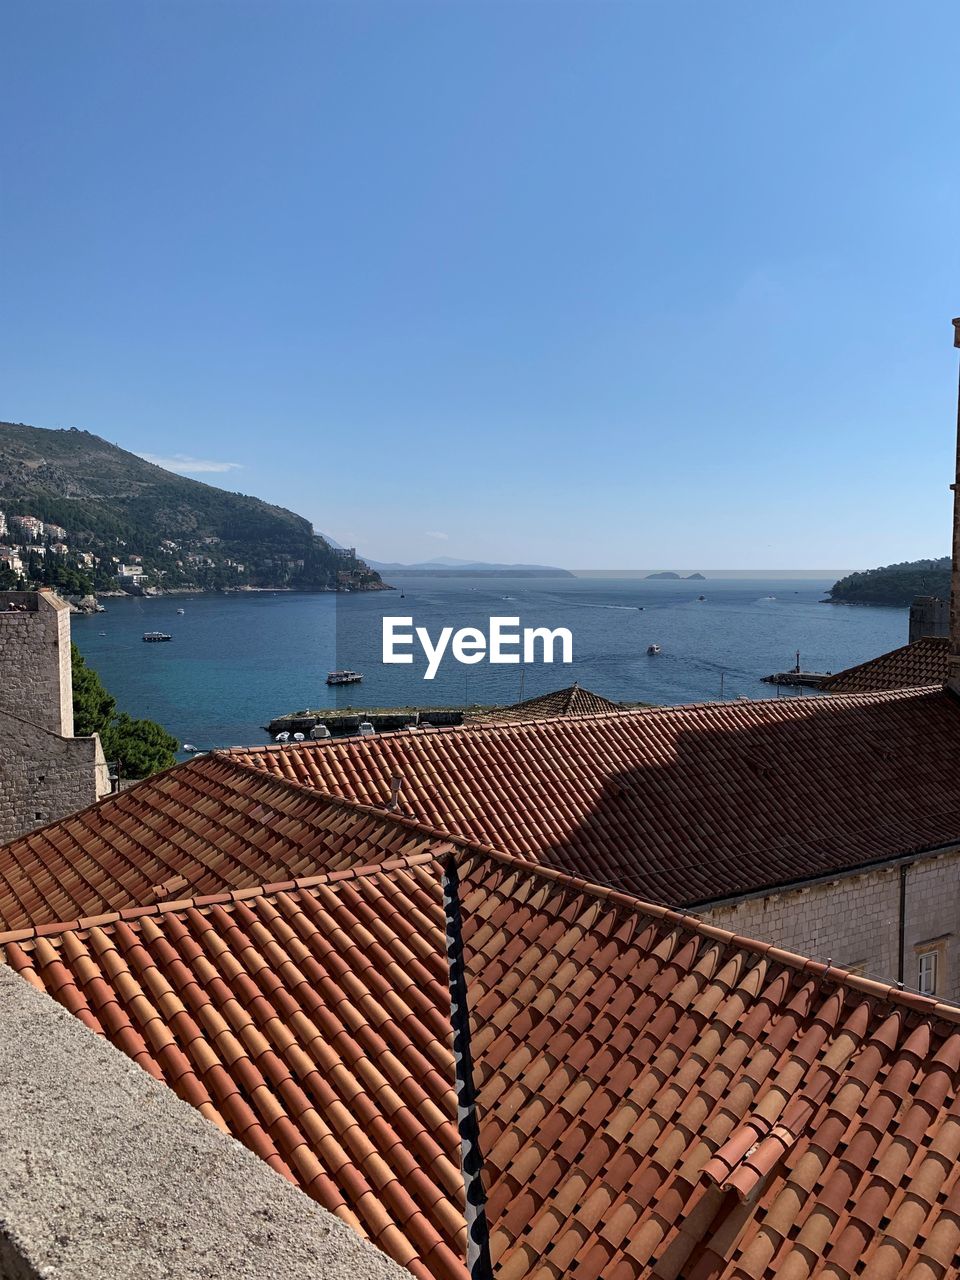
[[0, 422, 384, 593]]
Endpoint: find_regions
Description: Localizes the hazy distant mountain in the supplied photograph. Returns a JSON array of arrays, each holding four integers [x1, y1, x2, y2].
[[366, 555, 574, 577], [645, 570, 707, 580]]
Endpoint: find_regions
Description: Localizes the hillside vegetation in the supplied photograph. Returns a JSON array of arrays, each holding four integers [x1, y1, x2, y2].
[[827, 557, 950, 606], [0, 422, 383, 593]]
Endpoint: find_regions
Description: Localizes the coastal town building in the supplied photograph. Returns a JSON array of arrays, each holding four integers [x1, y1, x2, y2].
[[9, 514, 44, 540], [0, 589, 109, 844]]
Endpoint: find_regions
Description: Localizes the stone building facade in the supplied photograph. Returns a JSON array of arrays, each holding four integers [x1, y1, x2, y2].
[[702, 844, 960, 1004], [0, 589, 109, 843]]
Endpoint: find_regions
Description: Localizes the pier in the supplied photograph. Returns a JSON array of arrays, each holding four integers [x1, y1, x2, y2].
[[761, 651, 832, 690], [264, 705, 482, 738]]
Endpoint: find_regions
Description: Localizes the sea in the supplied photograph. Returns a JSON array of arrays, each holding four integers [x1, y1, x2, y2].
[[70, 574, 907, 754]]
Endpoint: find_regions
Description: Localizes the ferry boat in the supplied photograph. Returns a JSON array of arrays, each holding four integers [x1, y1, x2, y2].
[[647, 643, 661, 655], [326, 670, 363, 686], [143, 631, 172, 642]]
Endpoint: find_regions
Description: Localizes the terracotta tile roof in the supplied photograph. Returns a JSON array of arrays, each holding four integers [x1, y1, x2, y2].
[[0, 754, 444, 932], [228, 688, 960, 906], [3, 852, 468, 1280], [468, 682, 625, 724], [456, 850, 960, 1280], [822, 636, 949, 694], [8, 839, 960, 1280]]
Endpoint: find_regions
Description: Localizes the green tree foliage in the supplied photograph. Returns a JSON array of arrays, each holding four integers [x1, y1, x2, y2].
[[71, 644, 177, 777], [828, 558, 950, 606], [71, 645, 116, 736], [102, 713, 179, 779]]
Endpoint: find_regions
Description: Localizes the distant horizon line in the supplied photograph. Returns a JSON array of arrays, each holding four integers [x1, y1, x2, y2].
[[571, 569, 858, 578]]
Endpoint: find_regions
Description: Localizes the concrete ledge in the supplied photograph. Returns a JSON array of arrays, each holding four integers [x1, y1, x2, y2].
[[0, 965, 409, 1280]]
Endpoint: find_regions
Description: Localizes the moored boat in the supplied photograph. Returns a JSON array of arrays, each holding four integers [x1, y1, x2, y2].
[[326, 670, 363, 686]]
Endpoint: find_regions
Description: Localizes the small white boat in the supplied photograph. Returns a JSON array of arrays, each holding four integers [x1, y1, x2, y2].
[[293, 732, 305, 742], [357, 721, 376, 737], [177, 607, 185, 615], [143, 631, 172, 642], [182, 743, 199, 753], [327, 670, 363, 686], [647, 643, 661, 655], [310, 724, 332, 740], [274, 730, 290, 742]]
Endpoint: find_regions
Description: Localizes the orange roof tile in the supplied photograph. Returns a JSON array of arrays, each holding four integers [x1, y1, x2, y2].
[[8, 840, 960, 1280], [228, 688, 960, 906], [822, 636, 949, 693], [3, 852, 468, 1280], [0, 754, 446, 931]]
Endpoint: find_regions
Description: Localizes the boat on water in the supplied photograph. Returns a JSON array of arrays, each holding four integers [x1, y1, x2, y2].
[[176, 607, 185, 615], [357, 721, 376, 737], [310, 724, 332, 740], [143, 631, 172, 642], [647, 643, 661, 655], [698, 594, 706, 601], [327, 670, 363, 686], [182, 743, 199, 753], [274, 730, 290, 742]]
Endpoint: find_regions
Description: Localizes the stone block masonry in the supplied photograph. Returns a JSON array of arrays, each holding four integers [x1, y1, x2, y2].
[[703, 845, 960, 1003], [0, 589, 73, 735], [0, 589, 109, 843]]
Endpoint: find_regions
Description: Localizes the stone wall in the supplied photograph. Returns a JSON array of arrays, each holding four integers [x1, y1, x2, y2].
[[0, 589, 73, 736], [0, 963, 408, 1280], [703, 846, 960, 1003], [0, 710, 109, 844], [0, 590, 109, 845]]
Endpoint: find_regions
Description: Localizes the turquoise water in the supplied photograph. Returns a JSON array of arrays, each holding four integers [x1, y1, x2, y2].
[[71, 576, 907, 751]]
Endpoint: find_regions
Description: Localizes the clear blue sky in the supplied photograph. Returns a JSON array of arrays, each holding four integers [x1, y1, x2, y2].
[[2, 2, 958, 568]]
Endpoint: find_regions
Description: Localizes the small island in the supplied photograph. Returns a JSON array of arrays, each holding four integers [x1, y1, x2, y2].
[[645, 570, 706, 580]]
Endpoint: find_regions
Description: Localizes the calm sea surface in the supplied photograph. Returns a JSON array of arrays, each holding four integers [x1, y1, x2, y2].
[[71, 575, 906, 753]]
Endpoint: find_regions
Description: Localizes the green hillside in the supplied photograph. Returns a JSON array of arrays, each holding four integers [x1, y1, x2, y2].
[[827, 557, 950, 606], [0, 421, 384, 594]]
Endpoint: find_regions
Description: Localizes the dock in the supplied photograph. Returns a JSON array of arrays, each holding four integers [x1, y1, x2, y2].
[[760, 670, 831, 690], [264, 705, 486, 739], [760, 651, 832, 691]]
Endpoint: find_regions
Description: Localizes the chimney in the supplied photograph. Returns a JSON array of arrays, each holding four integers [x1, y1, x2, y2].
[[387, 776, 403, 812], [949, 317, 960, 694]]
